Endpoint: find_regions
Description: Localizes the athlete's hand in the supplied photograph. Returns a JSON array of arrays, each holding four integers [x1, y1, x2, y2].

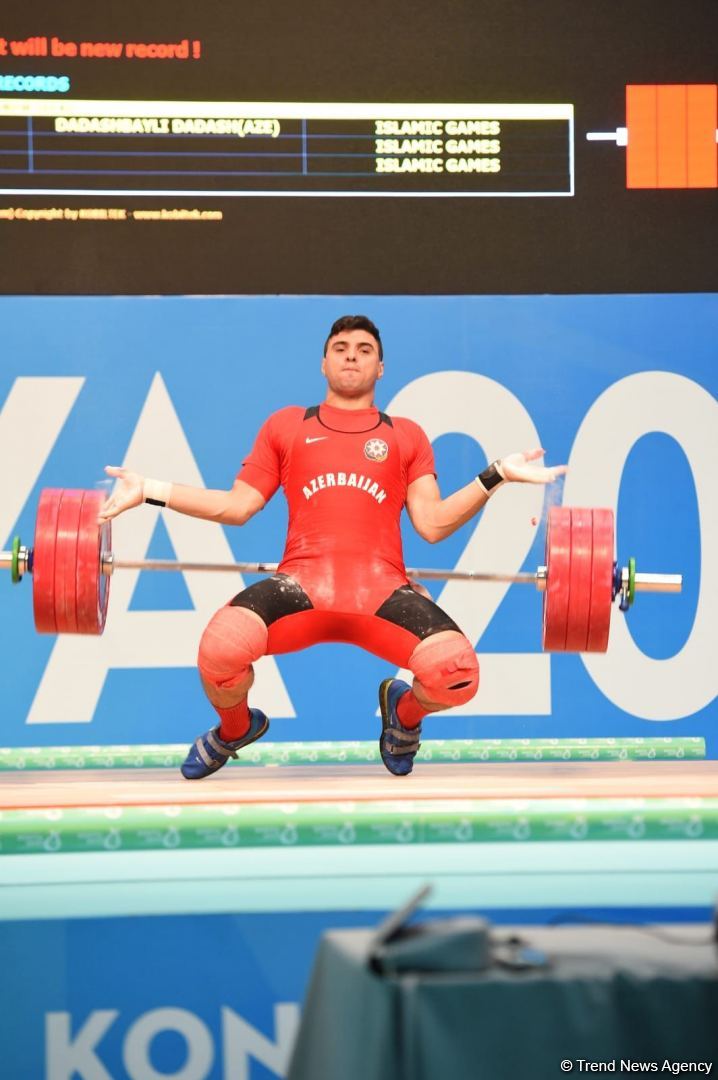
[[499, 449, 567, 485], [98, 465, 144, 522]]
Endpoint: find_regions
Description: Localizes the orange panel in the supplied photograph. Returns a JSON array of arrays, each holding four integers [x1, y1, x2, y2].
[[656, 85, 688, 188], [626, 85, 657, 188], [686, 84, 717, 188]]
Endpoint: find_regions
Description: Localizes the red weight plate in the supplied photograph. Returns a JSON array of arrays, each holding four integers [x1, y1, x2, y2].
[[586, 508, 615, 653], [542, 507, 571, 651], [33, 488, 62, 633], [53, 489, 84, 633], [76, 490, 111, 635], [564, 508, 594, 652]]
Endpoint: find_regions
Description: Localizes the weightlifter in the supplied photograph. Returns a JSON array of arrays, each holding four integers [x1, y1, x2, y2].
[[99, 315, 566, 779]]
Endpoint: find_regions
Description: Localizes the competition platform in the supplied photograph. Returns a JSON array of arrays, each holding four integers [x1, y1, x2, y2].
[[2, 736, 717, 923]]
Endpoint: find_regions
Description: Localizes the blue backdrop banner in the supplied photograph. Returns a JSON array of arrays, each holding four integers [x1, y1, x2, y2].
[[1, 294, 716, 752]]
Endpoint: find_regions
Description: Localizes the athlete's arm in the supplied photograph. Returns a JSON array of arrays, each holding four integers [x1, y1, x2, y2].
[[97, 467, 266, 525], [405, 449, 567, 543]]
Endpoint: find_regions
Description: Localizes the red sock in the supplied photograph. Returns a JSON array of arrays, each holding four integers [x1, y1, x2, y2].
[[216, 699, 250, 742], [396, 689, 430, 729]]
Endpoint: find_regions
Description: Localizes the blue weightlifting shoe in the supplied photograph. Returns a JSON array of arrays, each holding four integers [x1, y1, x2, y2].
[[181, 709, 269, 780], [379, 678, 421, 777]]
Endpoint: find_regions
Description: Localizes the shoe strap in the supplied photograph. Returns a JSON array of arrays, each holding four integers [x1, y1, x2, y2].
[[384, 743, 420, 756], [384, 736, 421, 756], [205, 729, 239, 760], [389, 725, 421, 744]]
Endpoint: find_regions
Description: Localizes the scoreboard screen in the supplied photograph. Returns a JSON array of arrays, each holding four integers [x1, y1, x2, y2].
[[0, 0, 715, 294], [0, 99, 572, 197]]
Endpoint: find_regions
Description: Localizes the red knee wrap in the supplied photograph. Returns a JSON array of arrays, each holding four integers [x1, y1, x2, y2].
[[197, 606, 268, 690], [409, 631, 479, 707]]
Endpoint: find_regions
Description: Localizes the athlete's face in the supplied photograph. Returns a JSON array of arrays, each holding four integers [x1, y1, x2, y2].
[[321, 329, 383, 399]]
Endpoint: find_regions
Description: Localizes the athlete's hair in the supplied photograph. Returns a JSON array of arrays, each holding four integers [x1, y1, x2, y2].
[[324, 315, 383, 362]]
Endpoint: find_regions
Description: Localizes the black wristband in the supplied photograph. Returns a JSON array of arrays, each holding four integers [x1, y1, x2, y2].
[[476, 460, 505, 493], [145, 497, 166, 507]]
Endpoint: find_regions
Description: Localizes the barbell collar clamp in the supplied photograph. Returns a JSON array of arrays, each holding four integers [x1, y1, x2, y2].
[[0, 545, 30, 580]]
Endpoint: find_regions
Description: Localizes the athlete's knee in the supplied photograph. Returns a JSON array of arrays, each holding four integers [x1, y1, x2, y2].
[[409, 630, 479, 708], [197, 605, 268, 690]]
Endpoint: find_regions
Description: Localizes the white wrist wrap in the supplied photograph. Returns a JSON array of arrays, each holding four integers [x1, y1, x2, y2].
[[143, 478, 172, 507]]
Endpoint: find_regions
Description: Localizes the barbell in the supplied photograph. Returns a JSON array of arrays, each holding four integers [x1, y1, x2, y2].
[[2, 488, 682, 652]]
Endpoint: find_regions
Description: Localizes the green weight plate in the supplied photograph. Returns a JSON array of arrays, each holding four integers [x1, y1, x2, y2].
[[10, 536, 21, 584], [628, 556, 636, 606]]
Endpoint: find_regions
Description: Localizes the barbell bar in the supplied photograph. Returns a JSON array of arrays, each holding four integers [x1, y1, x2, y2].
[[1, 550, 682, 590], [2, 488, 682, 653]]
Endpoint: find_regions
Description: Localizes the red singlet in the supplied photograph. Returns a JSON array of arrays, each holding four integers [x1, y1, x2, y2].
[[237, 402, 435, 615]]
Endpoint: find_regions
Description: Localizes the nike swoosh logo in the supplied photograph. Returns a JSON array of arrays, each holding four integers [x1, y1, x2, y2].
[[305, 436, 328, 444]]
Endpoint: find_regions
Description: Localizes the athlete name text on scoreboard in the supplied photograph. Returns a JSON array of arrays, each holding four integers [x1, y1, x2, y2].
[[0, 100, 574, 197]]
